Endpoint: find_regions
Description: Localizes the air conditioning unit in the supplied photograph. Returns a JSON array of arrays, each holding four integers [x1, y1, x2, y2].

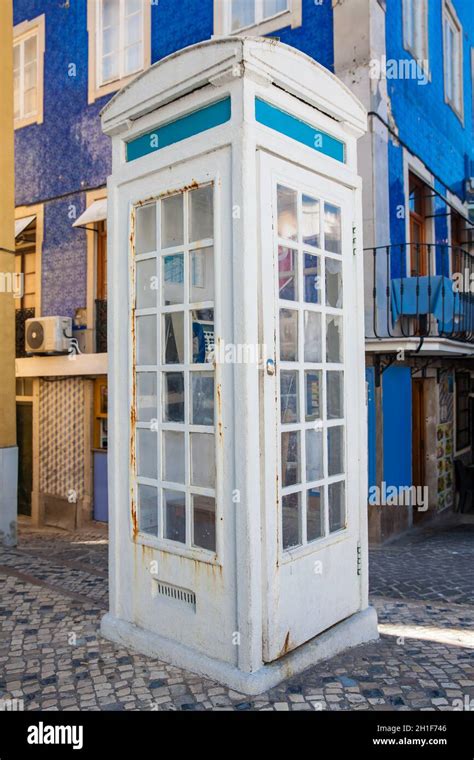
[[25, 316, 72, 356]]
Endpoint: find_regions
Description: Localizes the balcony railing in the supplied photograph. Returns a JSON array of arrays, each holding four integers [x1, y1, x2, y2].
[[95, 299, 107, 354], [15, 307, 35, 358], [366, 243, 474, 344]]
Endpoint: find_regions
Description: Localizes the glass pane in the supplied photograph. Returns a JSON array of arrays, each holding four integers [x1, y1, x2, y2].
[[302, 195, 320, 247], [138, 484, 158, 536], [326, 315, 343, 363], [163, 431, 185, 484], [279, 309, 298, 362], [190, 247, 214, 303], [136, 315, 157, 365], [24, 35, 37, 65], [231, 0, 255, 30], [282, 492, 301, 550], [137, 429, 157, 479], [326, 258, 343, 308], [192, 372, 214, 425], [329, 481, 345, 533], [102, 53, 119, 83], [307, 488, 323, 542], [163, 372, 184, 422], [103, 0, 120, 27], [328, 425, 344, 476], [278, 246, 297, 300], [305, 370, 321, 421], [23, 378, 33, 396], [189, 185, 213, 242], [304, 311, 322, 363], [280, 370, 299, 424], [192, 309, 214, 364], [125, 42, 142, 74], [164, 489, 185, 543], [13, 71, 20, 119], [163, 313, 184, 364], [135, 204, 156, 254], [163, 254, 184, 305], [324, 203, 341, 254], [277, 185, 297, 241], [193, 495, 216, 551], [306, 429, 323, 482], [303, 253, 321, 304], [24, 87, 37, 116], [103, 25, 119, 55], [126, 0, 141, 13], [13, 44, 20, 70], [137, 372, 157, 422], [264, 0, 288, 16], [281, 430, 300, 487], [161, 194, 183, 249], [125, 11, 141, 45], [24, 62, 37, 90], [191, 433, 215, 488], [136, 258, 156, 309], [327, 371, 344, 419]]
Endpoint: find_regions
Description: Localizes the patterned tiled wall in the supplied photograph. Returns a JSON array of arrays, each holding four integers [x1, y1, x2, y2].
[[39, 378, 84, 500]]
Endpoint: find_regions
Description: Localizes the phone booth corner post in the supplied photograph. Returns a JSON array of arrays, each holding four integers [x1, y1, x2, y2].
[[100, 37, 378, 695]]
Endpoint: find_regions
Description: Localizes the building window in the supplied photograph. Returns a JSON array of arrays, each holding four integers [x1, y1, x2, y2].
[[214, 0, 302, 37], [87, 0, 151, 104], [13, 15, 45, 129], [402, 0, 428, 63], [443, 0, 463, 118], [456, 372, 470, 451], [94, 377, 108, 450]]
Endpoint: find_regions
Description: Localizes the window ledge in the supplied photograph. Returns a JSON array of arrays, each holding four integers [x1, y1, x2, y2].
[[14, 114, 43, 131], [88, 70, 145, 105], [214, 1, 302, 38]]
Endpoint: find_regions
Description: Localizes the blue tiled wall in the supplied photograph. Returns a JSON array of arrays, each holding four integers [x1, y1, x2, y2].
[[14, 0, 334, 317], [387, 0, 474, 256]]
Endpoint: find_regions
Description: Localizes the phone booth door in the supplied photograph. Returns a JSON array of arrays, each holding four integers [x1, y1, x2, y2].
[[260, 152, 362, 661]]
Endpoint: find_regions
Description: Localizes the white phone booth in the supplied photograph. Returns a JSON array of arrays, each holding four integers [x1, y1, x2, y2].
[[101, 37, 378, 695]]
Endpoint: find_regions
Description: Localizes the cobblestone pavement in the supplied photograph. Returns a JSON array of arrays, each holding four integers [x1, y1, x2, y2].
[[0, 516, 473, 711]]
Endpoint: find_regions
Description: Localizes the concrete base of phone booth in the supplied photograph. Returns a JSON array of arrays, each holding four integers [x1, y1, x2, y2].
[[101, 606, 378, 696]]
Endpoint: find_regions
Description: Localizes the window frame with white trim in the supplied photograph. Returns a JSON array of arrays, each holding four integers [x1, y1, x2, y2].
[[214, 0, 302, 37], [402, 0, 429, 70], [443, 0, 464, 121], [73, 191, 108, 354], [87, 0, 151, 104], [13, 14, 45, 130]]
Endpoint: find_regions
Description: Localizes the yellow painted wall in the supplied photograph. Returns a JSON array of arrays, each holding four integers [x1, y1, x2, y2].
[[0, 0, 16, 448]]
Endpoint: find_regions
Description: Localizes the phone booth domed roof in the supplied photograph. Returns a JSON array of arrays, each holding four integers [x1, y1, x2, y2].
[[101, 36, 366, 138]]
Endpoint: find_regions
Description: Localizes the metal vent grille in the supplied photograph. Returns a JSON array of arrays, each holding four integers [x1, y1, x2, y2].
[[154, 580, 196, 609]]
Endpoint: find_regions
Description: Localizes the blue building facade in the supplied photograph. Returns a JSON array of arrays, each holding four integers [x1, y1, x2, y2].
[[12, 0, 474, 537]]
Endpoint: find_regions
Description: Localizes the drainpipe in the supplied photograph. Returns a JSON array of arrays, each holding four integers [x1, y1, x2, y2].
[[0, 0, 18, 547]]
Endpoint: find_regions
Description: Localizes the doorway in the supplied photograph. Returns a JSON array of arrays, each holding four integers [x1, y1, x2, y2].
[[16, 401, 33, 516], [412, 378, 426, 522]]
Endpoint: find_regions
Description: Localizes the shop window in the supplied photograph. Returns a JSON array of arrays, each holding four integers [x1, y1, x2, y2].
[[456, 371, 470, 452], [94, 377, 108, 450]]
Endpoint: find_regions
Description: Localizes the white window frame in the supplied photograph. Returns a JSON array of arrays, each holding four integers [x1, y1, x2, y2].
[[13, 14, 45, 130], [402, 0, 429, 69], [214, 0, 302, 37], [87, 0, 151, 105], [443, 0, 463, 121]]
